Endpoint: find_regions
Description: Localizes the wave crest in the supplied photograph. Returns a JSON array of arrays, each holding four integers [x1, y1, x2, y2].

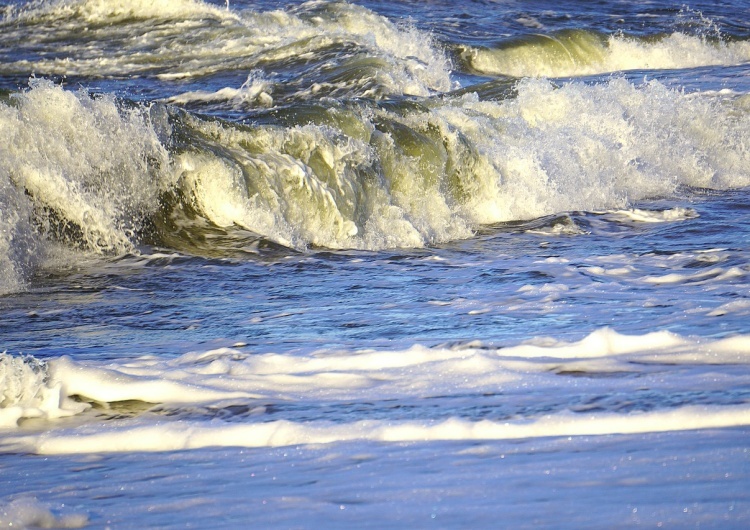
[[459, 30, 750, 78]]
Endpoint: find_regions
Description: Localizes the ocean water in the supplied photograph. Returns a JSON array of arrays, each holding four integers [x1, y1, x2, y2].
[[1, 0, 750, 526]]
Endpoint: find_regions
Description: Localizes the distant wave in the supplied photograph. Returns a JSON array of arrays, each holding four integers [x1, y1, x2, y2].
[[0, 0, 452, 100], [3, 0, 231, 23], [457, 29, 750, 78]]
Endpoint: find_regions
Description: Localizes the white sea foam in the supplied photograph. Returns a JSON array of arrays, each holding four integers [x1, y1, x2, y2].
[[2, 74, 749, 285], [0, 497, 87, 529], [6, 404, 750, 455], [10, 0, 233, 23], [707, 300, 750, 317], [0, 80, 171, 292], [302, 2, 453, 96], [0, 353, 89, 428], [0, 178, 38, 294], [49, 355, 262, 405], [438, 78, 750, 219], [166, 71, 275, 108], [2, 328, 750, 453], [640, 265, 746, 286], [0, 9, 748, 270], [602, 207, 699, 223]]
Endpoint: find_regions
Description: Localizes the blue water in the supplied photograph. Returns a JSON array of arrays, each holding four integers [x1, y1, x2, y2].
[[3, 191, 750, 361], [1, 0, 750, 527]]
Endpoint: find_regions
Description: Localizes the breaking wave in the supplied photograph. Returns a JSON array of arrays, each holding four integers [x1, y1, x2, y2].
[[2, 75, 750, 292], [457, 29, 750, 78]]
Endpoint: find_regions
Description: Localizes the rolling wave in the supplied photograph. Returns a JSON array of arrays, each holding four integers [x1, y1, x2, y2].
[[2, 75, 750, 292], [457, 29, 750, 78]]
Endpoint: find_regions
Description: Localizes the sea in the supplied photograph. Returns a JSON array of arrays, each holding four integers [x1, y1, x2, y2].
[[1, 0, 750, 527]]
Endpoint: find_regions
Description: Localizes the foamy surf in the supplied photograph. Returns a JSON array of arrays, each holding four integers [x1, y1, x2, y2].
[[0, 79, 171, 294], [2, 1, 750, 526], [6, 404, 750, 455], [2, 328, 749, 453], [0, 353, 88, 429]]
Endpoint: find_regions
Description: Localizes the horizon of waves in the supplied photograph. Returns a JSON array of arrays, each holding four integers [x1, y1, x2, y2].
[[4, 2, 750, 101], [2, 75, 750, 293], [0, 0, 453, 102]]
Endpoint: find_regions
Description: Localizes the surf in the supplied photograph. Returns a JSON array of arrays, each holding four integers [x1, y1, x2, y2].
[[2, 74, 750, 293], [3, 328, 750, 453]]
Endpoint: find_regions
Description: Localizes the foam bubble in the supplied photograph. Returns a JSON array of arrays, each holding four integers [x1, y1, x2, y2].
[[0, 353, 89, 428], [0, 497, 88, 529]]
